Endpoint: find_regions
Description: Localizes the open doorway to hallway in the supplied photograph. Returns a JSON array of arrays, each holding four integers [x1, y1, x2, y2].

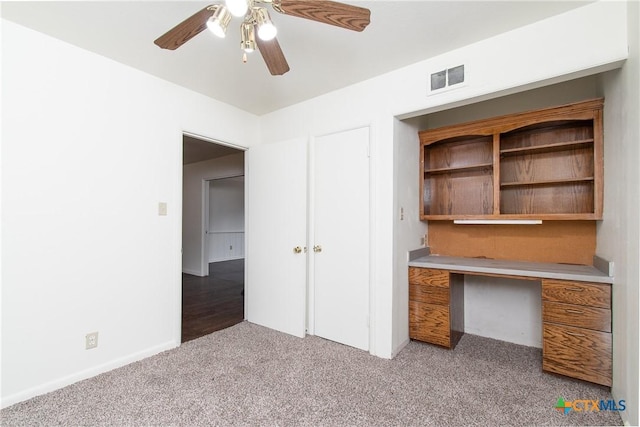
[[182, 259, 244, 342], [182, 134, 245, 342]]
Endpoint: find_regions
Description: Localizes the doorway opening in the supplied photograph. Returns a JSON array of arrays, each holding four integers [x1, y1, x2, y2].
[[182, 134, 246, 342], [181, 259, 244, 342]]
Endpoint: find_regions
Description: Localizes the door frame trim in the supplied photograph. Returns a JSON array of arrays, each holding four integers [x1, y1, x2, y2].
[[180, 131, 248, 345]]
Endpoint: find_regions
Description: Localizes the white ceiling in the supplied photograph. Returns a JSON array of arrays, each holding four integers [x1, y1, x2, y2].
[[1, 1, 591, 116]]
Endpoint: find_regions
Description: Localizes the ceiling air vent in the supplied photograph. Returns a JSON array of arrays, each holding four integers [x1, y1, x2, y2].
[[429, 64, 465, 93]]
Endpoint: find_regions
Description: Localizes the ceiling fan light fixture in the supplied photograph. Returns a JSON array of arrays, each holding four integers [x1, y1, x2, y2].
[[226, 0, 248, 18], [255, 8, 277, 41], [154, 1, 371, 77], [207, 5, 232, 38], [241, 22, 256, 53]]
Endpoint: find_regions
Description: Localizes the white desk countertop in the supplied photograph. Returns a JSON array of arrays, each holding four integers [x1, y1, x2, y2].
[[408, 254, 613, 284]]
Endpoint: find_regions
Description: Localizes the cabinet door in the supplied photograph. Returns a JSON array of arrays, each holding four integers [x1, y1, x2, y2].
[[409, 301, 451, 347], [543, 323, 612, 386], [312, 127, 370, 351], [246, 138, 307, 338]]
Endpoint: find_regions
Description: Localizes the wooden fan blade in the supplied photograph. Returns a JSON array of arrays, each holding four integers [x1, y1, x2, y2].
[[154, 6, 216, 50], [256, 36, 290, 76], [274, 0, 370, 32]]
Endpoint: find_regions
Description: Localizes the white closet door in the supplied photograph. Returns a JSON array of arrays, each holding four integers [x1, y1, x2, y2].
[[313, 127, 370, 350], [246, 139, 307, 338]]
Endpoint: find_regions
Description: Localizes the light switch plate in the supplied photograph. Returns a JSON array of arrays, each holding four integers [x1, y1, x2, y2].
[[158, 202, 167, 216]]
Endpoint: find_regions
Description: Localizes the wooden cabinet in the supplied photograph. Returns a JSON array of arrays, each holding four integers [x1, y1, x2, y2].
[[419, 99, 603, 220], [408, 267, 464, 349], [408, 263, 612, 387], [542, 279, 612, 386]]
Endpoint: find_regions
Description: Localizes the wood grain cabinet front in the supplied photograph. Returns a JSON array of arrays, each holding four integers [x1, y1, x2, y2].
[[408, 267, 464, 349], [419, 98, 604, 220], [542, 279, 612, 386]]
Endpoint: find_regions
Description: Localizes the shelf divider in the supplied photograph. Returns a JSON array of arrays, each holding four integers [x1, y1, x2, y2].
[[424, 162, 493, 175], [500, 139, 594, 156], [500, 177, 594, 188]]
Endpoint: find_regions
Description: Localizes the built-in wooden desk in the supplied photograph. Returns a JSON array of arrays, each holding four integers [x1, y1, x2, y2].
[[407, 254, 614, 387]]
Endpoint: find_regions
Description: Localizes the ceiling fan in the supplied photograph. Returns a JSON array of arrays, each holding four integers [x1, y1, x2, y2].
[[154, 0, 371, 76]]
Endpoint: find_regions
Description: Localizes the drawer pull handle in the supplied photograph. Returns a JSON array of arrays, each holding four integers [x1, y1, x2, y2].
[[565, 308, 584, 314], [565, 331, 586, 338], [565, 287, 584, 292]]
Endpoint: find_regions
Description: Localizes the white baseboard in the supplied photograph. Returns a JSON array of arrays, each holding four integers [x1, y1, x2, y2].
[[1, 340, 179, 409], [208, 256, 245, 263], [391, 337, 411, 358], [611, 389, 632, 426], [182, 267, 202, 276]]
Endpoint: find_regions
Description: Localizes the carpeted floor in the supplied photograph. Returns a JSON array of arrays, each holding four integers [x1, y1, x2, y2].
[[0, 321, 622, 426]]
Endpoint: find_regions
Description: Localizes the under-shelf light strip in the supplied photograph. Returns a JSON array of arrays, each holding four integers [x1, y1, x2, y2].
[[453, 219, 542, 225]]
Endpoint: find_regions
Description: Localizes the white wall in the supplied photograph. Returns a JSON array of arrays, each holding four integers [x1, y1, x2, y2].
[[182, 155, 244, 275], [392, 116, 428, 354], [597, 1, 640, 425], [209, 177, 245, 233], [1, 20, 258, 407], [208, 176, 245, 262], [259, 1, 628, 359], [423, 76, 600, 128]]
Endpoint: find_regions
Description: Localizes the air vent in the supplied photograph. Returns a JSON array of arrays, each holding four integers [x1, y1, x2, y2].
[[429, 64, 465, 93], [430, 70, 447, 91]]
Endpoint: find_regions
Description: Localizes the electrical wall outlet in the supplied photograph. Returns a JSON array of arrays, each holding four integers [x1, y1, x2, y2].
[[85, 332, 98, 350]]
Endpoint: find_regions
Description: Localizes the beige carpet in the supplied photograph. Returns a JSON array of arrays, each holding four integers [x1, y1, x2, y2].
[[1, 321, 622, 426]]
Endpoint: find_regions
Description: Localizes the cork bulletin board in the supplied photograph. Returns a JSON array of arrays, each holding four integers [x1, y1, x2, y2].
[[427, 221, 596, 265]]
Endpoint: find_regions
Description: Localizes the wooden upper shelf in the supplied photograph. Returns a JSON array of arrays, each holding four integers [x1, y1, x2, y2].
[[419, 98, 604, 220]]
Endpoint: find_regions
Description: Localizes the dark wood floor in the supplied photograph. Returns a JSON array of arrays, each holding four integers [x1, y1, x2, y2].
[[182, 259, 244, 343]]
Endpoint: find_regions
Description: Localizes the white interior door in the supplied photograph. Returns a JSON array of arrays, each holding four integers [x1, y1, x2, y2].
[[246, 139, 307, 338], [313, 127, 370, 350]]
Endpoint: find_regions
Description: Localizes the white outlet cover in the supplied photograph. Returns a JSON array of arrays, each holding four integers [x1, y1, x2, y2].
[[85, 332, 98, 349]]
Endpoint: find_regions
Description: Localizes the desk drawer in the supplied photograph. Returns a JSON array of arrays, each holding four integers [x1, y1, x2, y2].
[[409, 268, 449, 288], [543, 301, 611, 332], [543, 323, 612, 386], [542, 280, 611, 309], [409, 283, 449, 305], [409, 301, 450, 348]]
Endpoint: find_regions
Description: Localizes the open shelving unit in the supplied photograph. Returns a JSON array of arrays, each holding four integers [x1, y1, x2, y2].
[[419, 99, 604, 220], [422, 135, 494, 217]]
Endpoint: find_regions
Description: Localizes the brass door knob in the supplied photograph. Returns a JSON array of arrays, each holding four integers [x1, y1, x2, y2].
[[293, 246, 302, 254], [313, 245, 322, 253]]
